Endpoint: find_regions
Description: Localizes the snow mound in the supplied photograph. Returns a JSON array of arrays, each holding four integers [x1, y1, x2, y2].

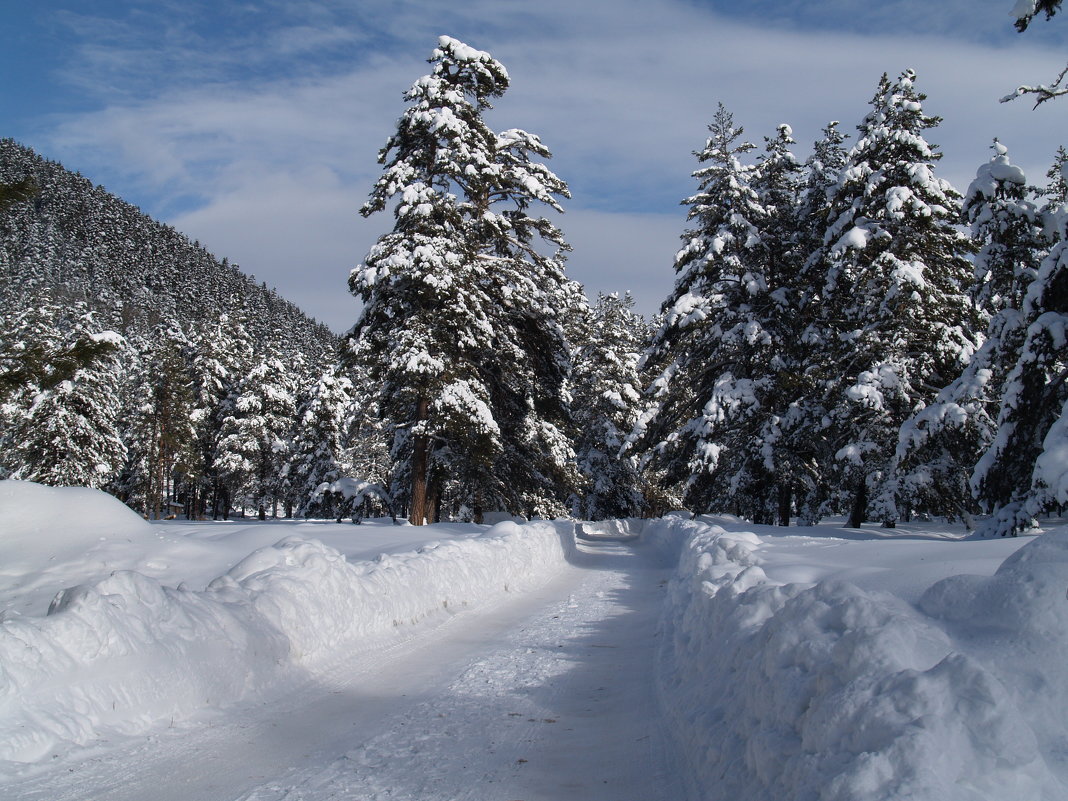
[[0, 517, 575, 765], [0, 480, 155, 570], [653, 516, 1064, 801]]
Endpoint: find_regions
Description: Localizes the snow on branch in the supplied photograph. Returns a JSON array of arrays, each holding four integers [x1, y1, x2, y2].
[[1001, 61, 1068, 108]]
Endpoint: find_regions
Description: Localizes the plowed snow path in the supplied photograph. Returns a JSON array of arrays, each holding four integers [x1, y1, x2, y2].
[[6, 538, 685, 801]]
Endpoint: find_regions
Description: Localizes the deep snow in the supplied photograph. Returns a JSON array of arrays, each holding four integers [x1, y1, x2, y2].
[[1, 479, 1066, 800]]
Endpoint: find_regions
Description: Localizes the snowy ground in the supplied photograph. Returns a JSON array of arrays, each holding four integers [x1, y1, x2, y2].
[[2, 480, 1066, 800]]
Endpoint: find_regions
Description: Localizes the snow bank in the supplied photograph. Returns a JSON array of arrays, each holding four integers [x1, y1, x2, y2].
[[652, 516, 1065, 801], [0, 479, 156, 570], [0, 508, 575, 765]]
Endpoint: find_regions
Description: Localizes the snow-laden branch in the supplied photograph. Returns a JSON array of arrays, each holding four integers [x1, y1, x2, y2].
[[1001, 61, 1068, 108]]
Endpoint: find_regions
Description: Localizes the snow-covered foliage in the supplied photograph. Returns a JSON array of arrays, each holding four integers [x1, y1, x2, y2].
[[287, 368, 355, 518], [638, 105, 793, 518], [2, 303, 127, 489], [811, 70, 978, 526], [974, 199, 1068, 535], [895, 141, 1046, 525], [347, 36, 583, 524], [570, 293, 651, 519], [116, 321, 198, 519], [0, 141, 335, 518], [1004, 0, 1067, 106], [215, 357, 298, 519]]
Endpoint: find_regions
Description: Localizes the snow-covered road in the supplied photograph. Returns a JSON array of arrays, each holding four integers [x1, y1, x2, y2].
[[4, 537, 686, 801]]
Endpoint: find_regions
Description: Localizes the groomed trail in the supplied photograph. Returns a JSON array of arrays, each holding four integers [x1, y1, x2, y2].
[[4, 535, 687, 801]]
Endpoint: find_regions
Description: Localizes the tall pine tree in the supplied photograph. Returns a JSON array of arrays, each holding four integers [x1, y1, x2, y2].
[[896, 141, 1046, 524], [637, 104, 785, 518], [813, 70, 977, 527], [346, 36, 580, 524]]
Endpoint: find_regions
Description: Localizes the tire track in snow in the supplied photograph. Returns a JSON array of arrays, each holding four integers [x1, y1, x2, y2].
[[234, 539, 685, 801]]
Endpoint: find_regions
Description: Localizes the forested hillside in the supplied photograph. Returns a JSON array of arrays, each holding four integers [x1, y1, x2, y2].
[[0, 139, 339, 519], [0, 139, 335, 357]]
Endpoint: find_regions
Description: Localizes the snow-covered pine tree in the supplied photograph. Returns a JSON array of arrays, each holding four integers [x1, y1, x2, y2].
[[1041, 145, 1068, 214], [0, 299, 65, 466], [571, 293, 650, 520], [117, 322, 198, 519], [814, 70, 978, 527], [775, 121, 851, 525], [214, 356, 296, 520], [972, 153, 1068, 535], [636, 104, 783, 519], [287, 366, 354, 518], [8, 305, 127, 489], [748, 123, 807, 524], [189, 313, 254, 519], [346, 36, 580, 524], [896, 141, 1045, 524]]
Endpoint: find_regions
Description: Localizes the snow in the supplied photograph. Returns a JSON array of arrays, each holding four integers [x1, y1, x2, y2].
[[3, 481, 1068, 800], [652, 514, 1066, 800], [0, 480, 574, 766], [835, 224, 870, 251]]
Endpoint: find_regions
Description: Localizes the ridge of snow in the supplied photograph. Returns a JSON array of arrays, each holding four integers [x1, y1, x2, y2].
[[0, 484, 575, 764], [651, 516, 1065, 801]]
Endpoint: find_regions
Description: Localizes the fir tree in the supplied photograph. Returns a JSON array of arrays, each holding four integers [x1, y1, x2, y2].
[[346, 36, 580, 524], [814, 70, 978, 527], [896, 141, 1045, 524], [973, 149, 1068, 535], [8, 306, 127, 489], [637, 104, 784, 518], [777, 121, 851, 524], [572, 293, 650, 520], [118, 323, 198, 519], [287, 367, 354, 518], [189, 313, 254, 519], [215, 357, 296, 520]]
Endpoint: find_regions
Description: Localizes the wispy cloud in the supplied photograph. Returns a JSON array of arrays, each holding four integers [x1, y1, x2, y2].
[[31, 0, 1068, 331]]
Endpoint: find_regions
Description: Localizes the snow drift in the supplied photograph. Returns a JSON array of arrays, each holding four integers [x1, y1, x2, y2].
[[652, 515, 1067, 801], [0, 484, 575, 765]]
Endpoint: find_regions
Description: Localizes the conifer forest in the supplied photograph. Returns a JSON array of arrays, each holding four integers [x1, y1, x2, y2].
[[3, 19, 1067, 540]]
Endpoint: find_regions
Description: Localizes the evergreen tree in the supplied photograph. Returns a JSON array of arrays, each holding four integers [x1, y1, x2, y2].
[[571, 293, 650, 520], [346, 36, 579, 524], [896, 141, 1045, 524], [215, 357, 296, 520], [972, 151, 1068, 535], [288, 367, 354, 518], [189, 313, 254, 519], [8, 306, 127, 489], [748, 123, 808, 524], [118, 322, 198, 519], [1041, 145, 1068, 214], [778, 121, 851, 524], [637, 104, 785, 518], [813, 70, 978, 527]]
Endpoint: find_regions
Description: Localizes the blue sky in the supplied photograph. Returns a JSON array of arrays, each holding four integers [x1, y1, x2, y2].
[[3, 0, 1066, 331]]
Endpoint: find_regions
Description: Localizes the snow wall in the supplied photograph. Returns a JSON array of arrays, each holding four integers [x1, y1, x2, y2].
[[0, 515, 576, 765], [649, 516, 1068, 801]]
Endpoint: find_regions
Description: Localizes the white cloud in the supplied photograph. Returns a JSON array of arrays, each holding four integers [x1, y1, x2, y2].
[[35, 0, 1068, 332]]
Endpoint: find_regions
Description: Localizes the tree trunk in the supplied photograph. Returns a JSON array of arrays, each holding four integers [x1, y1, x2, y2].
[[848, 477, 867, 528], [409, 397, 431, 526], [777, 484, 792, 527], [427, 479, 442, 524]]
